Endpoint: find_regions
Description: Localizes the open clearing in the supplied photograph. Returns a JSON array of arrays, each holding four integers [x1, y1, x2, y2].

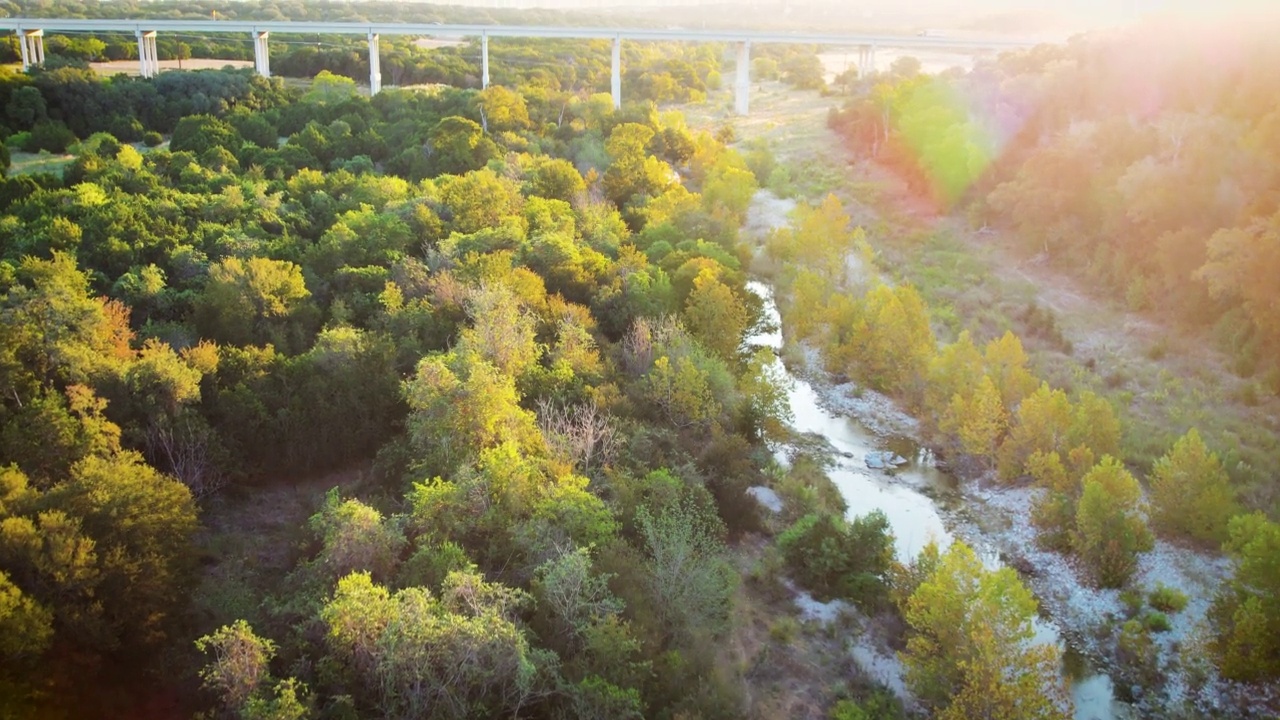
[[89, 58, 254, 75]]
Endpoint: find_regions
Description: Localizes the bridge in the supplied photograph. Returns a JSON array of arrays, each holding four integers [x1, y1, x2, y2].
[[0, 19, 1041, 114]]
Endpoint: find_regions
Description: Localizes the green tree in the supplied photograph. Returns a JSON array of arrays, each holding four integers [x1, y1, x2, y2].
[[525, 156, 586, 203], [320, 571, 547, 719], [1209, 513, 1280, 682], [1028, 450, 1080, 551], [403, 350, 542, 475], [637, 496, 737, 637], [6, 86, 47, 129], [1149, 428, 1237, 546], [302, 70, 358, 104], [1198, 210, 1280, 353], [856, 283, 935, 393], [197, 621, 311, 720], [901, 541, 1070, 720], [925, 331, 984, 419], [701, 155, 757, 223], [308, 489, 405, 582], [982, 331, 1038, 408], [51, 452, 199, 644], [243, 678, 310, 720], [644, 354, 720, 428], [459, 283, 542, 378], [427, 116, 500, 176], [0, 569, 53, 659], [1072, 457, 1153, 588], [195, 619, 277, 712], [170, 114, 242, 156], [0, 452, 196, 708], [532, 546, 624, 645], [195, 257, 312, 349], [1069, 391, 1122, 461], [785, 194, 859, 282], [175, 42, 192, 70], [306, 206, 413, 275], [437, 168, 524, 235], [777, 510, 893, 605], [603, 122, 673, 210]]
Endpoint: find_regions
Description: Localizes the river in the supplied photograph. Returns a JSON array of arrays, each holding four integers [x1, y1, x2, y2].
[[744, 279, 1128, 720]]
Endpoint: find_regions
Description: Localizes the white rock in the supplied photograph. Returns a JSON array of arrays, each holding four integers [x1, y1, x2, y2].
[[747, 486, 784, 514]]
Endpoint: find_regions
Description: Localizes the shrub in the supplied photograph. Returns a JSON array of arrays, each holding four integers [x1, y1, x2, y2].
[[1146, 338, 1169, 361], [26, 121, 76, 153], [106, 115, 144, 142], [1142, 610, 1172, 633], [769, 616, 799, 643], [830, 691, 905, 720], [142, 131, 164, 147], [395, 540, 475, 593], [1117, 619, 1162, 687], [6, 131, 32, 152], [777, 510, 892, 606], [1237, 381, 1261, 407], [1148, 583, 1189, 614], [1120, 588, 1145, 618]]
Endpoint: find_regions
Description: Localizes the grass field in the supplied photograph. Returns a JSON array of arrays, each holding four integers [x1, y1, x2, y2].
[[9, 150, 75, 176]]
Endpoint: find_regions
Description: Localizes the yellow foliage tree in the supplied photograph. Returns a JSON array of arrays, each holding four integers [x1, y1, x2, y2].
[[947, 374, 1007, 459], [925, 331, 984, 419], [902, 541, 1071, 720], [982, 331, 1038, 408], [683, 268, 749, 362], [645, 355, 720, 428], [856, 283, 935, 394], [997, 383, 1073, 481]]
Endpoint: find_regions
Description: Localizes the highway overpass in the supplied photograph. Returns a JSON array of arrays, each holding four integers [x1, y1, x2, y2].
[[0, 19, 1042, 114]]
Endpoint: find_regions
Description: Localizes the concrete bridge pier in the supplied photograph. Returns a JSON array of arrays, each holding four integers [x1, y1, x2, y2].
[[611, 35, 621, 109], [734, 40, 750, 115], [481, 32, 489, 89], [136, 30, 158, 78], [253, 30, 270, 77], [368, 32, 382, 94], [18, 29, 43, 70], [857, 44, 877, 79]]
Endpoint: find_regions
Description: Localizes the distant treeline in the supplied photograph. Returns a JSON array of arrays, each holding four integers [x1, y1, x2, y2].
[[830, 20, 1280, 394]]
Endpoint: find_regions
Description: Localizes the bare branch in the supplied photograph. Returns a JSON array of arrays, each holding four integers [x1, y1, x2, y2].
[[536, 399, 618, 475]]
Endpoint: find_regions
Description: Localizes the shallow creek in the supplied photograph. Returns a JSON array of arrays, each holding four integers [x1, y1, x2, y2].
[[745, 280, 1127, 720]]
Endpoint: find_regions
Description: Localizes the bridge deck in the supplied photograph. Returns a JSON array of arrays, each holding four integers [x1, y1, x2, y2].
[[0, 18, 1037, 50]]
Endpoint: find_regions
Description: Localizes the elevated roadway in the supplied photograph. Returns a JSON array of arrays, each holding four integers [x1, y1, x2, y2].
[[0, 18, 1043, 113]]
